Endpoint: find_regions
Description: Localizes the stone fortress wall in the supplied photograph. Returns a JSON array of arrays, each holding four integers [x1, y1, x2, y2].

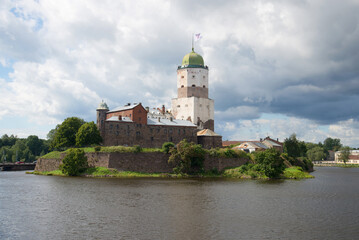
[[35, 152, 248, 173]]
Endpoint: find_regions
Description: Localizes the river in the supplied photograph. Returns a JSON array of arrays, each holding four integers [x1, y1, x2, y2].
[[0, 167, 358, 240]]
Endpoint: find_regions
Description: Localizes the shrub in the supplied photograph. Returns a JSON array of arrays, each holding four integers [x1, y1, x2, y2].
[[60, 148, 88, 176], [168, 139, 205, 174], [94, 146, 101, 152], [207, 148, 219, 157], [253, 148, 285, 178], [162, 142, 175, 154], [133, 145, 142, 153]]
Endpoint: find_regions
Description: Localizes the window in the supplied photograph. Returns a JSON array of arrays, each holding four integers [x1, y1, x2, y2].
[[136, 131, 140, 136], [203, 85, 205, 88], [139, 117, 141, 121], [181, 85, 184, 88], [177, 105, 180, 108], [192, 84, 196, 87], [192, 75, 195, 78], [164, 129, 167, 134], [203, 76, 205, 79], [151, 137, 154, 141], [185, 104, 188, 107], [181, 76, 184, 78], [116, 124, 119, 129]]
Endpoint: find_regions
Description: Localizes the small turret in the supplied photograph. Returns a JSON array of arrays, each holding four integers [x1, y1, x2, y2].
[[96, 100, 109, 138]]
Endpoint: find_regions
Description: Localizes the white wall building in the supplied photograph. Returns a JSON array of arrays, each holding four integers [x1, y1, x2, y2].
[[335, 150, 359, 164], [171, 48, 215, 130]]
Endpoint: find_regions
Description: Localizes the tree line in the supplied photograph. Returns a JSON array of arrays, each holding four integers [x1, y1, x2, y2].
[[1, 117, 102, 163], [283, 134, 352, 162], [0, 134, 49, 163]]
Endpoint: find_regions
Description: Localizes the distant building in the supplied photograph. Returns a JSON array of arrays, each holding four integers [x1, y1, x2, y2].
[[226, 136, 283, 153], [334, 150, 359, 164], [233, 141, 268, 153]]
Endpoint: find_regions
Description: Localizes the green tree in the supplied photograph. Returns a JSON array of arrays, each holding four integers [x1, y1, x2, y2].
[[254, 148, 285, 178], [339, 146, 351, 165], [50, 117, 85, 150], [60, 148, 88, 176], [168, 139, 205, 174], [307, 146, 326, 162], [323, 137, 342, 152], [283, 134, 301, 158], [1, 134, 17, 147], [75, 122, 102, 147], [26, 135, 43, 156]]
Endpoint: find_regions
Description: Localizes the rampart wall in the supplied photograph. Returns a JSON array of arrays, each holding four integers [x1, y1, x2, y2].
[[35, 152, 249, 173]]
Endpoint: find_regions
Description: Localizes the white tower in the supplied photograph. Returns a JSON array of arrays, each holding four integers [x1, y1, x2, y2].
[[171, 48, 214, 131]]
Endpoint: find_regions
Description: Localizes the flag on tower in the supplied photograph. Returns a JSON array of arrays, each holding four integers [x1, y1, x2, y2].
[[194, 33, 202, 42]]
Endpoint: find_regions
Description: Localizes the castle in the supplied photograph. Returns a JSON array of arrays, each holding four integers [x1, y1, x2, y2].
[[96, 48, 221, 149]]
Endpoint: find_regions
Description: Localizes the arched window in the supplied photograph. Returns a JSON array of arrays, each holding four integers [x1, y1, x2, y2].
[[203, 85, 205, 88], [192, 84, 196, 87], [181, 85, 184, 88]]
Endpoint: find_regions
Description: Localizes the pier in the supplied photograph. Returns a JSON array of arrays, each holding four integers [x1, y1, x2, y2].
[[0, 163, 36, 171]]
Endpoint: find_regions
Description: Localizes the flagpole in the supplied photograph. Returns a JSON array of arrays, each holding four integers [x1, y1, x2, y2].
[[192, 33, 194, 51]]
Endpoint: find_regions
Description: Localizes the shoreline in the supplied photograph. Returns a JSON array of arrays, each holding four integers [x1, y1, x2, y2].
[[27, 166, 314, 180]]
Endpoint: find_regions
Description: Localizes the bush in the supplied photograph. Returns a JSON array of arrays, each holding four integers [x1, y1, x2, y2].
[[253, 148, 285, 178], [94, 146, 101, 152], [162, 142, 175, 154], [133, 145, 142, 153], [168, 139, 206, 174], [60, 148, 88, 176]]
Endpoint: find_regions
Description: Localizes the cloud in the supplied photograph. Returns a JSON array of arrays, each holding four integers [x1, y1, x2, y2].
[[0, 0, 358, 146]]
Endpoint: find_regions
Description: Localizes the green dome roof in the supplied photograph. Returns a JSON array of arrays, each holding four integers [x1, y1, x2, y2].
[[97, 100, 109, 110], [181, 48, 204, 67]]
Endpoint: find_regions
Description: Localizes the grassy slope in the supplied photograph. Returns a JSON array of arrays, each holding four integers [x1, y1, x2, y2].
[[223, 166, 314, 179], [41, 146, 163, 159]]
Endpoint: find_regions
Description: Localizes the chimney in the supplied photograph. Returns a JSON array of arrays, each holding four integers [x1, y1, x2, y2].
[[133, 103, 137, 105], [170, 117, 173, 121], [118, 115, 122, 120], [162, 105, 165, 114], [260, 138, 262, 142], [127, 103, 130, 106], [145, 107, 149, 112], [277, 138, 279, 141], [158, 117, 161, 122]]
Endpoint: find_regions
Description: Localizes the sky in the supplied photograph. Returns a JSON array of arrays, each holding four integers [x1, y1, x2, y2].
[[1, 0, 359, 147]]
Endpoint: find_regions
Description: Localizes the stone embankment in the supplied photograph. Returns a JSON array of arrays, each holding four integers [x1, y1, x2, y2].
[[35, 152, 248, 173]]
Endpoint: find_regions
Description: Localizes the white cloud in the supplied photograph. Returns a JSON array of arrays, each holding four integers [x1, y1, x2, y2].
[[0, 0, 358, 147]]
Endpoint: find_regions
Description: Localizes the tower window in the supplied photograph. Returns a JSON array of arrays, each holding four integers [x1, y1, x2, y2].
[[192, 84, 196, 87], [181, 85, 184, 88], [181, 76, 184, 78], [192, 75, 195, 78], [203, 85, 205, 88], [177, 105, 180, 107], [203, 76, 205, 79]]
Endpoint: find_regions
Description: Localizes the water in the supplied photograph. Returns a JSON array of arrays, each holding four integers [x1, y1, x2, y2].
[[0, 167, 358, 240]]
